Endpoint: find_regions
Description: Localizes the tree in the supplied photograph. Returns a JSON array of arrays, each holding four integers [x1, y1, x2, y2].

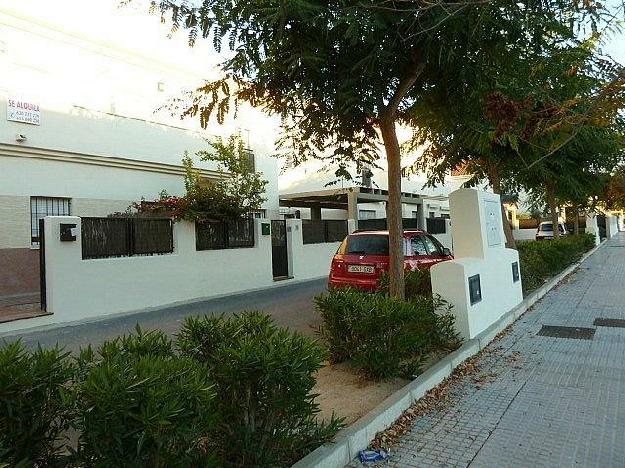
[[409, 26, 623, 245], [142, 0, 609, 297], [140, 133, 268, 221]]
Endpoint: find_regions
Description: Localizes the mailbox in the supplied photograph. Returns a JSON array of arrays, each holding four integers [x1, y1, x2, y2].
[[60, 223, 77, 241], [261, 222, 271, 236], [468, 274, 482, 305], [512, 262, 520, 283]]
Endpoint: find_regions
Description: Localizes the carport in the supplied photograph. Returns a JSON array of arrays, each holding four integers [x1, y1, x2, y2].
[[279, 186, 426, 227]]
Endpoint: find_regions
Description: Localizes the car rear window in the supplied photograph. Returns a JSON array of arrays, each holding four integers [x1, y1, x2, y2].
[[344, 235, 389, 255], [540, 223, 553, 232]]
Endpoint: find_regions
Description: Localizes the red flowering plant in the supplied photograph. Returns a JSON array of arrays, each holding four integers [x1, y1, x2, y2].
[[132, 134, 267, 222]]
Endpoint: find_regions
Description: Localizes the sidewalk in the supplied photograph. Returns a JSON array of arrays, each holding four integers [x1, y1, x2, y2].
[[370, 234, 625, 467]]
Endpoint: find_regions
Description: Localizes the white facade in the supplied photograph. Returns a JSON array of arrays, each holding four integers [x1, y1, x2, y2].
[[0, 3, 280, 300]]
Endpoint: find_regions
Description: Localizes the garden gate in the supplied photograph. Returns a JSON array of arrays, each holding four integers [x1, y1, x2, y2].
[[271, 220, 289, 278], [39, 219, 46, 312]]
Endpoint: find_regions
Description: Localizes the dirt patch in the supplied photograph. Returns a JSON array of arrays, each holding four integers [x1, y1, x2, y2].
[[314, 362, 409, 425]]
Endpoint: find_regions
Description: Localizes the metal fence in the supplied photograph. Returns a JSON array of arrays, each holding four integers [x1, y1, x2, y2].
[[426, 217, 447, 234], [302, 219, 348, 244], [357, 218, 421, 231], [196, 218, 255, 250], [82, 217, 174, 259]]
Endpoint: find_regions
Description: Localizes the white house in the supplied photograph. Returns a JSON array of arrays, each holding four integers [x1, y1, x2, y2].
[[0, 4, 280, 304]]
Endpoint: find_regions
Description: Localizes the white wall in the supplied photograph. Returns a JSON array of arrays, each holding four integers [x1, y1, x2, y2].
[[39, 217, 273, 326], [287, 219, 340, 280], [513, 228, 536, 241], [0, 103, 280, 213], [606, 214, 619, 239], [0, 216, 339, 333], [431, 189, 523, 340]]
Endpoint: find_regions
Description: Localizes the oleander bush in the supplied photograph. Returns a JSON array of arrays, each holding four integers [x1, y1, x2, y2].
[[0, 341, 74, 468], [176, 311, 343, 467], [518, 233, 596, 294], [74, 327, 218, 468], [378, 268, 432, 299], [316, 288, 460, 380]]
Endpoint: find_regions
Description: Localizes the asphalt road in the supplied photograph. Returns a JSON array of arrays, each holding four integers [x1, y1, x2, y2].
[[3, 278, 327, 353]]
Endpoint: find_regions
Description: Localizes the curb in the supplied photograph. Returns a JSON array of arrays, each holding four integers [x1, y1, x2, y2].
[[293, 240, 605, 468]]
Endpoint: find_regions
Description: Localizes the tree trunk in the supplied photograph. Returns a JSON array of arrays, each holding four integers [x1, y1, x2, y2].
[[488, 166, 516, 249], [546, 181, 559, 239], [380, 116, 405, 300], [573, 203, 580, 235]]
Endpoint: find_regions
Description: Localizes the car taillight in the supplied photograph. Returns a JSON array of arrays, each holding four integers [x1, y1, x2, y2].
[[331, 258, 345, 271]]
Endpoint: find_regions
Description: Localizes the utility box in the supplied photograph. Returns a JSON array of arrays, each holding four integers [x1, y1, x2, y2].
[[59, 223, 77, 242], [431, 189, 523, 340]]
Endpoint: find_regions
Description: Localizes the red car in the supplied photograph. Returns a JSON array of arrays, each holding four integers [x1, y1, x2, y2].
[[328, 230, 453, 291]]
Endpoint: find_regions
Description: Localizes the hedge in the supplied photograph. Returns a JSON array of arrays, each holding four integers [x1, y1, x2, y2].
[[316, 288, 460, 380], [517, 233, 596, 294], [0, 314, 341, 468]]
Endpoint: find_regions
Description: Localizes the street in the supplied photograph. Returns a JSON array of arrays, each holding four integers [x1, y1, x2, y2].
[[2, 278, 327, 353]]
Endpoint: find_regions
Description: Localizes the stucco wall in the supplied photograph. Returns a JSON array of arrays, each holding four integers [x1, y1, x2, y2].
[[0, 196, 30, 249], [0, 216, 337, 333], [512, 228, 536, 241], [431, 189, 523, 340], [287, 219, 339, 280]]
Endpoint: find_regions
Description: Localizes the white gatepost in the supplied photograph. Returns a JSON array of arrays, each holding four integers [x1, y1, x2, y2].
[[430, 189, 523, 341], [585, 212, 600, 246], [606, 214, 618, 239], [347, 219, 357, 234]]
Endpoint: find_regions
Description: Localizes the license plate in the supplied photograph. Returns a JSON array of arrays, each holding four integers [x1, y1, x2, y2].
[[347, 265, 375, 274]]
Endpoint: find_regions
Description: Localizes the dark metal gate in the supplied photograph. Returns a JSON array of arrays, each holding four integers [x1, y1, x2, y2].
[[39, 219, 46, 312], [271, 220, 289, 278]]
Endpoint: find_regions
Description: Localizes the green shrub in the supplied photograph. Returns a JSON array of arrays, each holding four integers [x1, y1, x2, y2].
[[518, 233, 595, 294], [74, 327, 217, 468], [177, 311, 342, 467], [0, 341, 74, 467], [316, 288, 460, 380], [378, 268, 432, 299]]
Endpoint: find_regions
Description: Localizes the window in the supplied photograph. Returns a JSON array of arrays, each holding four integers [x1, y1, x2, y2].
[[411, 236, 428, 256], [359, 209, 377, 220], [423, 235, 443, 255], [244, 149, 255, 172], [343, 234, 389, 255], [30, 197, 71, 247], [248, 209, 266, 219]]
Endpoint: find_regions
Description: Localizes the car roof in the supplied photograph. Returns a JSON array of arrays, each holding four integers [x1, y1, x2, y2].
[[350, 229, 427, 237]]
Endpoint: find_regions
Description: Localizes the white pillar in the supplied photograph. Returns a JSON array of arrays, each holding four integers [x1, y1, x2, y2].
[[585, 212, 600, 246], [347, 219, 357, 234], [606, 214, 618, 239], [285, 218, 302, 278], [430, 189, 522, 340]]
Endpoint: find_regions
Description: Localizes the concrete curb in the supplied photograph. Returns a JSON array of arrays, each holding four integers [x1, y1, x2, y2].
[[293, 240, 605, 468]]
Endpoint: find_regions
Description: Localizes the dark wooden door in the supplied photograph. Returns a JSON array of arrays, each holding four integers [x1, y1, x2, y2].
[[271, 220, 289, 278], [39, 219, 46, 312]]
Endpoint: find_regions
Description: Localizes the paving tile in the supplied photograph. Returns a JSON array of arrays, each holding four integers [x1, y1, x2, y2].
[[350, 235, 625, 467]]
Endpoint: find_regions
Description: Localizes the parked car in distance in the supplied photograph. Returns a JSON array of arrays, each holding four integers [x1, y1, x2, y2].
[[328, 230, 453, 292], [536, 221, 569, 241]]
